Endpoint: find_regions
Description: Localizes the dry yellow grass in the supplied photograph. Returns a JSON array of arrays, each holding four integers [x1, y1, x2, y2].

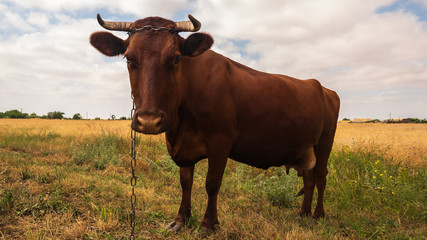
[[334, 123, 427, 167], [0, 118, 130, 137], [1, 119, 425, 166], [0, 118, 164, 143]]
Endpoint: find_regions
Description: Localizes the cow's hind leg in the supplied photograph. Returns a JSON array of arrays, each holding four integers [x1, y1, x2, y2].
[[312, 126, 336, 219], [312, 141, 334, 219], [313, 173, 326, 219], [299, 169, 315, 217], [166, 165, 194, 232], [297, 147, 317, 216]]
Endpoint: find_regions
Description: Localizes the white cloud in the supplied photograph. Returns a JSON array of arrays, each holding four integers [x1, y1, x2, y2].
[[340, 89, 426, 119], [26, 12, 51, 30], [0, 7, 131, 118], [192, 0, 427, 119], [0, 4, 35, 32], [0, 0, 426, 120], [3, 0, 188, 17], [0, 0, 191, 118]]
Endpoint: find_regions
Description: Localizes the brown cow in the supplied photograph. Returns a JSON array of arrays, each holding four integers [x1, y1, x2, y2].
[[90, 14, 340, 233]]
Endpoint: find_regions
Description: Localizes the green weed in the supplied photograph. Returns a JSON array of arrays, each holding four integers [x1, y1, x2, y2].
[[71, 142, 94, 165], [71, 131, 127, 170], [36, 173, 55, 184], [145, 211, 169, 224], [16, 192, 69, 218], [0, 189, 14, 214], [259, 168, 298, 208], [20, 168, 32, 181]]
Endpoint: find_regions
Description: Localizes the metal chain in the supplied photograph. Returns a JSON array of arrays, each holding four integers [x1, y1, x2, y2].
[[128, 25, 173, 36], [130, 96, 137, 240]]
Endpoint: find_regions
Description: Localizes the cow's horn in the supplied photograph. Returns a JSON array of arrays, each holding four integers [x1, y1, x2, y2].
[[96, 14, 132, 31], [174, 14, 201, 32]]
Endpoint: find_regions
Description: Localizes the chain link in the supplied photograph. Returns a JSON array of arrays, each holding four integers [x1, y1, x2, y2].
[[130, 96, 137, 240], [128, 25, 173, 36]]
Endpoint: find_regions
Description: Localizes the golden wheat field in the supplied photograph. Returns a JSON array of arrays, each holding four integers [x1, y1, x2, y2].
[[1, 119, 425, 166], [335, 122, 427, 167], [0, 119, 132, 138]]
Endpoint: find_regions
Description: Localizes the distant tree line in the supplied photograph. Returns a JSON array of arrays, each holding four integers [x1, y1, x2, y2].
[[341, 117, 427, 124], [383, 118, 427, 124], [0, 109, 130, 120]]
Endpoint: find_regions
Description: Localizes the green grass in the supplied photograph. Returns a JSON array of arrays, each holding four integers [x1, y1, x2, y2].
[[0, 128, 425, 239], [71, 130, 127, 169], [326, 148, 426, 239]]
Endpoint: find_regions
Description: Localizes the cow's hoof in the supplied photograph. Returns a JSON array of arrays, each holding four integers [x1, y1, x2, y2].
[[312, 210, 325, 219], [165, 221, 184, 232], [298, 209, 312, 217], [199, 224, 219, 237]]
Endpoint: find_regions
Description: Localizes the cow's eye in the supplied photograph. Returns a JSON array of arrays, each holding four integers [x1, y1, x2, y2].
[[125, 56, 132, 64], [173, 54, 181, 65], [125, 56, 137, 68]]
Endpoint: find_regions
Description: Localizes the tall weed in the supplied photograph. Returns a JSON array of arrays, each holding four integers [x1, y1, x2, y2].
[[0, 189, 14, 214], [71, 131, 127, 170], [0, 130, 61, 152]]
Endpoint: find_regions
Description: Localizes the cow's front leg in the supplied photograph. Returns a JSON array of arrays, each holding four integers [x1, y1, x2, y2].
[[200, 156, 228, 234], [166, 165, 194, 232]]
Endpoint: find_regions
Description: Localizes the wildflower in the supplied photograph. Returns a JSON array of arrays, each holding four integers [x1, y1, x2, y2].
[[375, 160, 380, 165], [392, 192, 395, 195], [380, 174, 383, 177], [389, 176, 393, 179], [384, 170, 387, 173], [372, 176, 377, 179], [374, 170, 378, 173], [381, 187, 384, 190]]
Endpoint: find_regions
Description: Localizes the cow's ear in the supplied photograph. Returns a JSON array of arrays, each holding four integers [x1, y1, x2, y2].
[[90, 31, 126, 56], [181, 33, 213, 57]]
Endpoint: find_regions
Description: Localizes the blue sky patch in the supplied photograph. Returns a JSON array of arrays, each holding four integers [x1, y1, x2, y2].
[[377, 0, 427, 21]]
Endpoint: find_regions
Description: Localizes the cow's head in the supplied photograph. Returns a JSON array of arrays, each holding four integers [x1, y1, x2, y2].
[[90, 14, 213, 134]]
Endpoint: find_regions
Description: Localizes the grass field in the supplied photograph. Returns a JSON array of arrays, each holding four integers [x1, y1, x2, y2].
[[0, 119, 425, 239]]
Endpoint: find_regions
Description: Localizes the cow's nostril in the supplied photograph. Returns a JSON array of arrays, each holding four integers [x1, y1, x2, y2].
[[155, 118, 162, 127], [136, 112, 164, 134], [137, 115, 145, 124], [137, 115, 162, 124]]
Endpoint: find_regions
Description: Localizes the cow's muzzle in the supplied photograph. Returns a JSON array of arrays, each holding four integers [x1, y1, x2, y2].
[[132, 111, 169, 134]]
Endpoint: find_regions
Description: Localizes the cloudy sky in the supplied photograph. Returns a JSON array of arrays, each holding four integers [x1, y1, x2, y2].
[[1, 0, 426, 120]]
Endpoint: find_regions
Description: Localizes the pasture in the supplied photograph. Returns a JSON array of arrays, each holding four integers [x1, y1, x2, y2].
[[0, 119, 425, 239]]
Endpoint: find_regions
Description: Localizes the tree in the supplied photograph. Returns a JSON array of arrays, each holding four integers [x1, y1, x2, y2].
[[47, 111, 64, 119], [29, 113, 39, 118], [72, 113, 83, 120], [366, 119, 381, 123], [4, 109, 28, 119]]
